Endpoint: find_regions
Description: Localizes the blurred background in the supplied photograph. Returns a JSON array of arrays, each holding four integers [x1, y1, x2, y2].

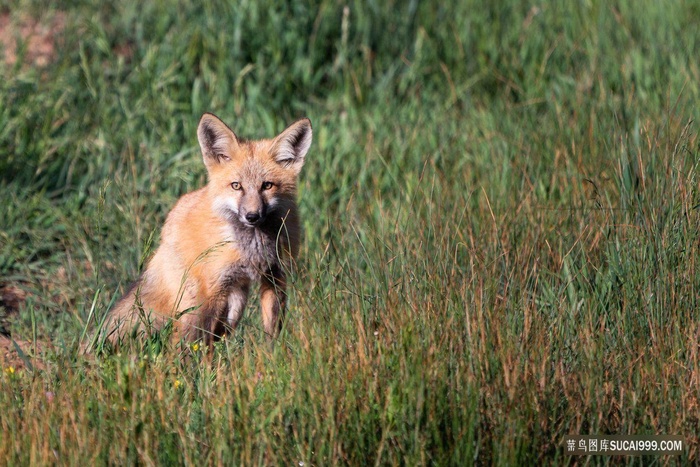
[[1, 0, 699, 463]]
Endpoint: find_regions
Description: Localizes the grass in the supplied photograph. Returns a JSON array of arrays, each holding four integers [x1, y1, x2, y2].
[[1, 0, 699, 464]]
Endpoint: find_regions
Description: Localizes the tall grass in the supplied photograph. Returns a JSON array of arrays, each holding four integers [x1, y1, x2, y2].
[[1, 0, 699, 464]]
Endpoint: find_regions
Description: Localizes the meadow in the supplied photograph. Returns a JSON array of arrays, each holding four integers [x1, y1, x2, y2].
[[1, 0, 699, 464]]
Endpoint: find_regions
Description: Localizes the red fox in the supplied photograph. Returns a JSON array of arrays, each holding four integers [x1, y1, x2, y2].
[[105, 113, 312, 345]]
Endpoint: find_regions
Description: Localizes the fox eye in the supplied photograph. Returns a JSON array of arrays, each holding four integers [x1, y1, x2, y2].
[[261, 181, 274, 191], [231, 182, 242, 190]]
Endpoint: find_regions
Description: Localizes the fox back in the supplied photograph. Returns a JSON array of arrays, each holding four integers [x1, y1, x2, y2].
[[105, 113, 312, 345]]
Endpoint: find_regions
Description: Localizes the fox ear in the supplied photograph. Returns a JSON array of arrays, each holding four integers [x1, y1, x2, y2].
[[197, 113, 239, 168], [271, 118, 312, 174]]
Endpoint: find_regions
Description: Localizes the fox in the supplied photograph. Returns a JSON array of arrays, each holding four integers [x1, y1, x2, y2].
[[104, 112, 312, 346]]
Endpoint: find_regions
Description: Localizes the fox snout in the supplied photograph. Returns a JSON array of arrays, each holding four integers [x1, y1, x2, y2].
[[239, 198, 267, 226], [243, 209, 265, 226]]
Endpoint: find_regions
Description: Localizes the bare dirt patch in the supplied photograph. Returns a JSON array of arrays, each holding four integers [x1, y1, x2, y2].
[[0, 335, 45, 372], [0, 284, 27, 335], [0, 11, 66, 67], [0, 284, 26, 313], [0, 284, 41, 371]]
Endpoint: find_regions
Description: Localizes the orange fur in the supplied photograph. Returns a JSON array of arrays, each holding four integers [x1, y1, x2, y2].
[[105, 113, 312, 345]]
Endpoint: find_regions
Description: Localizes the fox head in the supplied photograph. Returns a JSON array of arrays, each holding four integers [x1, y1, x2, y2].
[[196, 113, 312, 228]]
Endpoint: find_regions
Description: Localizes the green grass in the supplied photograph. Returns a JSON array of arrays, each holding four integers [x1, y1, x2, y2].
[[1, 0, 699, 464]]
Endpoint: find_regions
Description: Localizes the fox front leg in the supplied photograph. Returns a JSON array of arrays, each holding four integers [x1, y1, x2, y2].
[[202, 284, 251, 344], [260, 268, 286, 339], [225, 284, 250, 332], [179, 284, 249, 345]]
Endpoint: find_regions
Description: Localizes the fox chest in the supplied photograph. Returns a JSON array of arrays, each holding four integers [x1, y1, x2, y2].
[[214, 228, 281, 285]]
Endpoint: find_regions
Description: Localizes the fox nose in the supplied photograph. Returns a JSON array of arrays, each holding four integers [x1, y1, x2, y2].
[[245, 212, 262, 224]]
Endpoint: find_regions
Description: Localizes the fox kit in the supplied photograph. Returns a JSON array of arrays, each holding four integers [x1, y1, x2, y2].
[[105, 113, 312, 345]]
